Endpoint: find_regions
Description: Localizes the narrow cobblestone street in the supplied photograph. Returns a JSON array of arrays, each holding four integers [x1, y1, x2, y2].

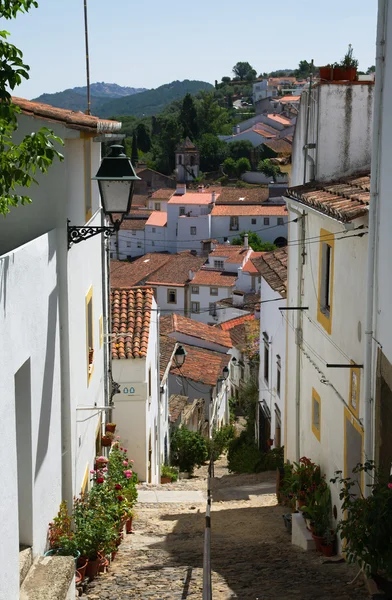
[[83, 457, 369, 600]]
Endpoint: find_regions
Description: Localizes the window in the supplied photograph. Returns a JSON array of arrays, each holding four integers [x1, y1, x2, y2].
[[167, 289, 177, 304], [210, 287, 218, 296], [190, 226, 197, 235], [190, 155, 195, 167], [137, 242, 142, 248], [317, 229, 334, 334], [192, 286, 199, 294], [152, 241, 155, 246], [132, 230, 136, 235], [312, 388, 321, 441], [349, 363, 360, 417], [86, 286, 94, 383], [178, 155, 182, 165], [251, 218, 257, 225], [275, 404, 282, 447], [209, 302, 217, 316], [127, 241, 132, 247], [84, 138, 92, 221], [214, 260, 224, 269], [179, 207, 186, 216], [276, 355, 281, 397], [191, 301, 200, 313], [230, 216, 239, 231], [152, 227, 156, 233], [155, 202, 160, 211], [263, 332, 269, 384], [277, 217, 284, 226], [264, 217, 270, 225]]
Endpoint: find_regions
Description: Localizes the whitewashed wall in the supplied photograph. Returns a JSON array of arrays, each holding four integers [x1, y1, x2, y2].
[[189, 284, 235, 324], [211, 216, 288, 244], [155, 285, 187, 317]]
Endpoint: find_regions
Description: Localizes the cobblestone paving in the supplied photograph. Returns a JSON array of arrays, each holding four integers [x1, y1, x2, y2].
[[82, 458, 369, 600]]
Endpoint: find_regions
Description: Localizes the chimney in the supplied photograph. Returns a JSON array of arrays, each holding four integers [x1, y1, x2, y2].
[[198, 185, 205, 193], [211, 191, 216, 204], [188, 269, 195, 281], [236, 124, 241, 134], [176, 183, 186, 195], [232, 291, 244, 307], [244, 233, 249, 250]]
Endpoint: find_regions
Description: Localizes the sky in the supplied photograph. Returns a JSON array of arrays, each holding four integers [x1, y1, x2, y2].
[[5, 0, 378, 99]]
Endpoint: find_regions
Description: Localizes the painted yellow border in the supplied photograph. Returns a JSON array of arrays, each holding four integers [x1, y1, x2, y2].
[[81, 463, 89, 495], [343, 407, 364, 491], [317, 228, 335, 335], [348, 361, 360, 418], [84, 138, 92, 223], [86, 286, 94, 385], [312, 387, 321, 441], [99, 315, 103, 349]]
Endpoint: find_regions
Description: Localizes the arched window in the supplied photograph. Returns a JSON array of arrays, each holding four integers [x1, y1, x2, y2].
[[274, 237, 287, 247], [178, 154, 182, 165], [190, 155, 195, 166]]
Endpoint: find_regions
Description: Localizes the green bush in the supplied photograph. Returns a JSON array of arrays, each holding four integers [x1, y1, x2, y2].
[[228, 431, 284, 474], [161, 464, 178, 482], [207, 425, 236, 460], [170, 427, 208, 474]]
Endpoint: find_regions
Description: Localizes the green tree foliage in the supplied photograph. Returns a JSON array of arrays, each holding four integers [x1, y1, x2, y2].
[[232, 231, 277, 252], [228, 140, 253, 161], [135, 122, 151, 153], [151, 115, 182, 174], [236, 157, 251, 177], [245, 69, 257, 82], [295, 60, 313, 79], [170, 427, 207, 474], [131, 131, 138, 164], [221, 76, 231, 84], [232, 61, 255, 80], [222, 157, 237, 177], [196, 91, 230, 135], [367, 65, 376, 74], [0, 0, 64, 216], [198, 133, 228, 171], [179, 93, 199, 140], [257, 158, 283, 182]]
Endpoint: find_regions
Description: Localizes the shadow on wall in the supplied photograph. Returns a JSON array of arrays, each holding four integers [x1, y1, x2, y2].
[[0, 254, 11, 317], [35, 287, 58, 481], [146, 504, 365, 599]]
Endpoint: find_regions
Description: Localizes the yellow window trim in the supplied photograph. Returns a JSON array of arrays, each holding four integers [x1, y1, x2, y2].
[[349, 361, 360, 418], [99, 315, 103, 349], [317, 228, 335, 335], [312, 387, 321, 441], [343, 407, 364, 491], [81, 463, 89, 495], [86, 286, 94, 385]]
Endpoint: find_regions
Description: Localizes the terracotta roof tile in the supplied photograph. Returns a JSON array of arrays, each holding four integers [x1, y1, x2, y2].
[[279, 95, 301, 103], [150, 189, 175, 200], [160, 314, 232, 348], [262, 139, 292, 155], [146, 211, 168, 227], [216, 187, 269, 205], [169, 395, 189, 423], [111, 287, 153, 359], [287, 173, 370, 222], [110, 254, 172, 287], [146, 252, 205, 286], [168, 192, 217, 205], [267, 113, 293, 126], [120, 218, 147, 231], [13, 96, 120, 133], [160, 335, 177, 379], [242, 252, 265, 273], [211, 205, 288, 216], [209, 244, 251, 264], [251, 247, 288, 298], [219, 314, 256, 330], [132, 195, 149, 207], [170, 344, 230, 386], [191, 270, 237, 287]]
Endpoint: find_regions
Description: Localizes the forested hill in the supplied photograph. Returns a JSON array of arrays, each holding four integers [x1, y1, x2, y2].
[[97, 80, 214, 118]]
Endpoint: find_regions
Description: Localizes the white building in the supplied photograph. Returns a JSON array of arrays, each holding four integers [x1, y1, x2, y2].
[[253, 248, 287, 451], [211, 204, 288, 246], [253, 79, 269, 102], [111, 287, 161, 484], [0, 97, 119, 599], [166, 186, 215, 253], [159, 336, 178, 464]]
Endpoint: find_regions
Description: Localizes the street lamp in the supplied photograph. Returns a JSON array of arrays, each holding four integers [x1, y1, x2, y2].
[[173, 344, 187, 368], [67, 144, 140, 247], [222, 366, 229, 380]]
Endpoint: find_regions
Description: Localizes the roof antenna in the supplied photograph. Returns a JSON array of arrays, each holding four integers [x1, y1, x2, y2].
[[83, 0, 91, 115]]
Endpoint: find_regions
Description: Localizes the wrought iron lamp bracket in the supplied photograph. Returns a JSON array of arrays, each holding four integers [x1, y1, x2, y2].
[[67, 219, 119, 248]]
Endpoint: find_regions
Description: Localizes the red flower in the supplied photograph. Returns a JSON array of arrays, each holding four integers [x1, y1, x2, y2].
[[117, 495, 124, 502], [115, 483, 122, 490], [96, 477, 104, 484]]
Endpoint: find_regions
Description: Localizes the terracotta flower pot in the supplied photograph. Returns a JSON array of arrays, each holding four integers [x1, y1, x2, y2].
[[161, 476, 171, 484], [105, 424, 116, 433], [98, 556, 109, 573], [319, 66, 334, 80], [86, 557, 100, 581], [75, 570, 83, 585], [312, 533, 325, 552], [320, 543, 334, 557], [126, 518, 133, 534], [333, 66, 357, 81], [101, 436, 112, 447], [111, 551, 117, 561], [76, 555, 89, 579]]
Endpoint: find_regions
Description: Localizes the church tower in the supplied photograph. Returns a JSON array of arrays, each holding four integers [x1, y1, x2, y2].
[[175, 137, 200, 182]]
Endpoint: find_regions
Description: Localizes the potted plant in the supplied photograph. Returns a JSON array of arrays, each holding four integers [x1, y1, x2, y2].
[[302, 486, 331, 552], [320, 528, 336, 557], [105, 422, 116, 433], [101, 431, 114, 447], [334, 44, 358, 81], [161, 464, 179, 484], [46, 501, 80, 565]]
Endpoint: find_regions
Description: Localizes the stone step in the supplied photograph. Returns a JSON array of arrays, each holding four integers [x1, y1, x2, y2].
[[20, 555, 75, 600], [291, 511, 316, 551], [19, 546, 33, 587]]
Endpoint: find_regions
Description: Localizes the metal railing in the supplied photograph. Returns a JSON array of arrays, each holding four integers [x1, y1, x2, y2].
[[202, 458, 214, 600]]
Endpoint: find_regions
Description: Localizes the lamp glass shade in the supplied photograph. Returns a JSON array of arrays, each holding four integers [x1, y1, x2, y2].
[[222, 366, 229, 380], [98, 180, 134, 215], [174, 345, 187, 367]]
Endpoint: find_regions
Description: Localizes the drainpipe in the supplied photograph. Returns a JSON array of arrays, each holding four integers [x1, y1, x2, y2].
[[302, 60, 314, 185], [363, 0, 387, 489]]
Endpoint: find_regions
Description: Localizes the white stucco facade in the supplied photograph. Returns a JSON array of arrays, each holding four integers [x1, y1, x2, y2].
[[211, 215, 288, 245]]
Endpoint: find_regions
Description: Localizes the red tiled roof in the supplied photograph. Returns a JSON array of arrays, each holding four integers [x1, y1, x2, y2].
[[262, 139, 292, 155], [160, 314, 232, 348], [216, 187, 269, 205], [120, 219, 147, 231], [287, 173, 370, 222], [242, 252, 265, 273], [251, 247, 288, 298], [279, 95, 301, 103], [160, 335, 177, 380], [146, 211, 168, 227], [191, 270, 237, 287], [150, 189, 175, 200], [211, 205, 287, 216], [169, 395, 189, 423], [132, 195, 149, 207], [170, 343, 230, 386], [267, 113, 293, 126], [146, 252, 205, 286], [13, 97, 120, 134], [110, 254, 172, 287], [111, 287, 153, 359], [253, 125, 279, 138], [219, 314, 256, 331], [168, 192, 217, 205], [177, 137, 197, 150]]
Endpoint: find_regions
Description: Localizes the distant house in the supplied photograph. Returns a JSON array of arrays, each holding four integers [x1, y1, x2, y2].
[[135, 166, 176, 194], [211, 204, 288, 246], [161, 313, 233, 354]]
